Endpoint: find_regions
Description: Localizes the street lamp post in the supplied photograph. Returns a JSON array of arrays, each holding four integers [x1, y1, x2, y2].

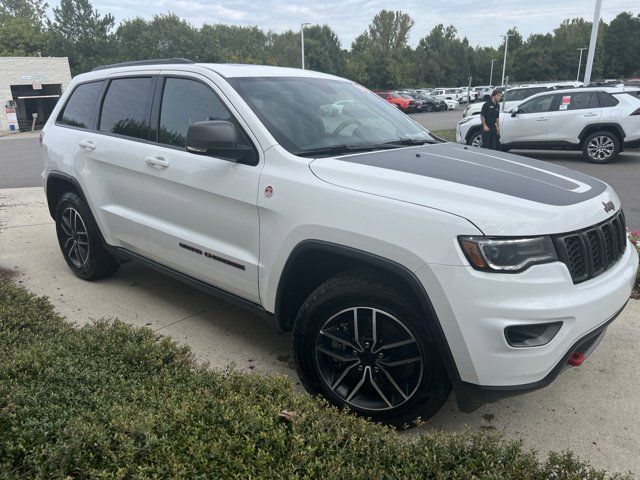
[[576, 47, 588, 82], [489, 59, 497, 86], [300, 22, 311, 69], [500, 33, 513, 87], [583, 0, 602, 85]]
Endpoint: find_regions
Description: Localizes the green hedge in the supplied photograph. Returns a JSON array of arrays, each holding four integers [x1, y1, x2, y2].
[[0, 276, 630, 479]]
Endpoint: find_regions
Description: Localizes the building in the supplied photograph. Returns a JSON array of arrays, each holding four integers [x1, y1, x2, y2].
[[1, 56, 72, 133]]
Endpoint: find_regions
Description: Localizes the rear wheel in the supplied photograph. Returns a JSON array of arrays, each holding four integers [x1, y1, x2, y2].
[[425, 103, 434, 112], [55, 192, 120, 280], [582, 131, 620, 163], [293, 272, 451, 426]]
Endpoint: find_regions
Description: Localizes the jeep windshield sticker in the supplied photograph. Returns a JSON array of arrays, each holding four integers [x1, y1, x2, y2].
[[332, 144, 607, 206]]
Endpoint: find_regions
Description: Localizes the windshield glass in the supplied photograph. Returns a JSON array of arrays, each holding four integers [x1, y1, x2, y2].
[[228, 77, 433, 155], [504, 87, 548, 102]]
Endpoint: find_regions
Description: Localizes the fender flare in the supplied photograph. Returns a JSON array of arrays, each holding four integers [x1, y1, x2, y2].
[[274, 239, 462, 386]]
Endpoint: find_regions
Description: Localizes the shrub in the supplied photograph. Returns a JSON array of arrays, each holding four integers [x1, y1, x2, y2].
[[0, 276, 631, 479]]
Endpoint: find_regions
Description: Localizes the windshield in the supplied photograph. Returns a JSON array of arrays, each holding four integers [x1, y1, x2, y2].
[[504, 87, 548, 102], [228, 77, 433, 156]]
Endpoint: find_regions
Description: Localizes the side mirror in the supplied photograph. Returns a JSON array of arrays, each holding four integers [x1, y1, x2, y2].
[[186, 121, 256, 164], [186, 120, 237, 152], [510, 107, 519, 117]]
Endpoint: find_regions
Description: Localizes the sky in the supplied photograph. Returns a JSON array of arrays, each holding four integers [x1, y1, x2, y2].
[[79, 0, 639, 48]]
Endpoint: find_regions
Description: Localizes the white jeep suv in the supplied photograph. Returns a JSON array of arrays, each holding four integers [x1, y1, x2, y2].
[[41, 60, 638, 424], [456, 87, 640, 162]]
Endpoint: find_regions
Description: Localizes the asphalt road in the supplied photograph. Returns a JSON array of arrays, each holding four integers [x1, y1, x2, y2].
[[1, 127, 639, 229], [0, 135, 42, 189]]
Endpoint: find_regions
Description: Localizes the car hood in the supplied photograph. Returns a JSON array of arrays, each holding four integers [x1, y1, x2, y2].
[[309, 143, 619, 236]]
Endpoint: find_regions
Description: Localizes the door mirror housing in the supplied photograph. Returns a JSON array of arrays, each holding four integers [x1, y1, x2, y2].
[[186, 120, 237, 152], [510, 106, 519, 117], [185, 120, 256, 164]]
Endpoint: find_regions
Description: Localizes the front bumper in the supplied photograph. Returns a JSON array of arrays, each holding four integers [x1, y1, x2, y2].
[[415, 240, 638, 409]]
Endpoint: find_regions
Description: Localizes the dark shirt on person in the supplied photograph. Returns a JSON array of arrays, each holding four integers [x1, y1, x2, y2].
[[480, 100, 500, 132]]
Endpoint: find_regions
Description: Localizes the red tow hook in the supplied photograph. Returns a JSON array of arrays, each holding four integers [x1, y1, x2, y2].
[[567, 352, 586, 366]]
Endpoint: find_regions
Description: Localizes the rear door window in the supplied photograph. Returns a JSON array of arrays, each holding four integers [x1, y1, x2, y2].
[[57, 81, 103, 129], [99, 77, 153, 140], [555, 92, 594, 111]]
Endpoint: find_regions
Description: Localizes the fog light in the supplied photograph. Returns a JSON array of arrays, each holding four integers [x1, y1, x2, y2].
[[504, 322, 563, 348]]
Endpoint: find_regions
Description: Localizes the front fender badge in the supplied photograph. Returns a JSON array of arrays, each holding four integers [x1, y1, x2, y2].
[[264, 186, 274, 198]]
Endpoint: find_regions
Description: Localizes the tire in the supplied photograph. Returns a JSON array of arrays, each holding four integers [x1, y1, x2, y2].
[[582, 130, 620, 163], [466, 128, 483, 147], [55, 192, 120, 280], [293, 271, 451, 427], [425, 103, 434, 112]]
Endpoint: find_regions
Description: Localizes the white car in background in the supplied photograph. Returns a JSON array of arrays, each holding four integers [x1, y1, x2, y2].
[[455, 87, 640, 162], [463, 85, 554, 118]]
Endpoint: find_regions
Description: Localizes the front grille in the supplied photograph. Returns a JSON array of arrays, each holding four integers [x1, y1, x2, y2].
[[553, 210, 627, 284]]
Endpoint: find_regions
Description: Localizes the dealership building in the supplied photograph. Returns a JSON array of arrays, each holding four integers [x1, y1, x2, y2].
[[1, 56, 72, 133]]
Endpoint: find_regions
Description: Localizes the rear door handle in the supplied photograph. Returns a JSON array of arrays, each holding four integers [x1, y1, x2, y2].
[[583, 113, 598, 117], [145, 156, 169, 168], [78, 140, 96, 151], [536, 118, 548, 122]]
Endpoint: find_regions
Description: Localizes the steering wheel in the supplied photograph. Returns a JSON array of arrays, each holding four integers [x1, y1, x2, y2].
[[332, 119, 362, 136]]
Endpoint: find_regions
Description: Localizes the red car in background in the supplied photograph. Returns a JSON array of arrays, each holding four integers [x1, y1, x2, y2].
[[374, 90, 415, 113]]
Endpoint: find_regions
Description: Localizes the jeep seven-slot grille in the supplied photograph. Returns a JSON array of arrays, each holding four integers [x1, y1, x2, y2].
[[553, 211, 627, 284]]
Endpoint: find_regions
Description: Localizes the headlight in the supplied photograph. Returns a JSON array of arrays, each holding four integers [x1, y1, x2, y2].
[[458, 236, 557, 273], [458, 117, 473, 124]]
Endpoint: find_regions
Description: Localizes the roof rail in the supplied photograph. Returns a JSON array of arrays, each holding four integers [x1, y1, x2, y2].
[[91, 58, 195, 72]]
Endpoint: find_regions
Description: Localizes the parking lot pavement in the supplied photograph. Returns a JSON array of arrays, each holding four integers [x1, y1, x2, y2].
[[1, 186, 638, 475], [409, 107, 464, 131], [0, 134, 42, 189]]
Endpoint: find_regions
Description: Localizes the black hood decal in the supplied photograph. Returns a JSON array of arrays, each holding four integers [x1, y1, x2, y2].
[[335, 144, 607, 206]]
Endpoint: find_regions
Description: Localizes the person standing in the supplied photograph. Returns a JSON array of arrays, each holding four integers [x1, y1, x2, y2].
[[480, 89, 502, 150]]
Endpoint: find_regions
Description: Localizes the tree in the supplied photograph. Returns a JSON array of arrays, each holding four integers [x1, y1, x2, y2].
[[116, 14, 199, 62], [46, 0, 115, 74], [198, 24, 270, 64], [416, 25, 473, 87], [604, 12, 640, 78], [300, 25, 345, 76], [0, 0, 47, 55]]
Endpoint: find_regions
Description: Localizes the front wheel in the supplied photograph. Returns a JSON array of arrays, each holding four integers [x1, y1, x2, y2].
[[466, 129, 483, 147], [293, 272, 451, 426], [425, 103, 434, 112], [582, 131, 620, 163]]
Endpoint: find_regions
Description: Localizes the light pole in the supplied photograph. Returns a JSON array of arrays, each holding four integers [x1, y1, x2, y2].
[[489, 59, 497, 86], [583, 0, 602, 85], [576, 47, 588, 82], [500, 33, 513, 87], [300, 22, 311, 69]]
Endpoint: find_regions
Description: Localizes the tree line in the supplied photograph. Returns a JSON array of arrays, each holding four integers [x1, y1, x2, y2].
[[1, 0, 639, 88]]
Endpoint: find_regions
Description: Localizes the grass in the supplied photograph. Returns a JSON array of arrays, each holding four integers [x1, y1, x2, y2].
[[431, 128, 456, 142], [0, 275, 632, 479]]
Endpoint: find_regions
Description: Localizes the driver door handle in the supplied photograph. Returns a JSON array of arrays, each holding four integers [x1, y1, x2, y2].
[[536, 118, 548, 122], [145, 156, 169, 168], [78, 140, 96, 151]]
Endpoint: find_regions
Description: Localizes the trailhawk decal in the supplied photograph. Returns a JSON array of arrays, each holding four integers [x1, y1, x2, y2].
[[334, 144, 607, 206], [178, 242, 246, 270]]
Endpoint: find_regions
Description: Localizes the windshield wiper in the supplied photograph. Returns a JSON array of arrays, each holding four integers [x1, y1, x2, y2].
[[383, 138, 440, 146], [294, 143, 398, 158]]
